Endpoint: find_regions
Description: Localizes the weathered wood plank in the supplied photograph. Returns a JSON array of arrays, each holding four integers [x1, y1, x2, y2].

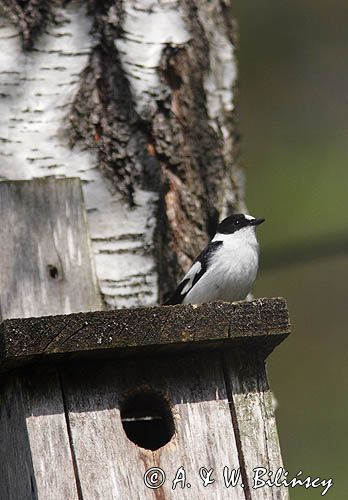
[[223, 350, 290, 500], [60, 353, 246, 500], [0, 178, 102, 320], [0, 368, 80, 500], [0, 298, 290, 372], [0, 178, 103, 499], [0, 375, 38, 500]]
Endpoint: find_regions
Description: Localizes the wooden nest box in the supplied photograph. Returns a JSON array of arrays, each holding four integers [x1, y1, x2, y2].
[[0, 179, 291, 499]]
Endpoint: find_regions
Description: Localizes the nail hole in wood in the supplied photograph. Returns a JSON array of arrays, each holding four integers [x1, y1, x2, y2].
[[47, 264, 59, 279], [121, 389, 175, 451]]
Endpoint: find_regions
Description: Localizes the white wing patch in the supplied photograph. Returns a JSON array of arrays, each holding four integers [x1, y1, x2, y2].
[[181, 261, 202, 294]]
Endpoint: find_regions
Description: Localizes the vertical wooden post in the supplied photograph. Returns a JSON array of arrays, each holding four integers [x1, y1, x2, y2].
[[0, 177, 102, 499]]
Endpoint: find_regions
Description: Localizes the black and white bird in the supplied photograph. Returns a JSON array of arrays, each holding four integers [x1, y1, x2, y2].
[[165, 214, 265, 305]]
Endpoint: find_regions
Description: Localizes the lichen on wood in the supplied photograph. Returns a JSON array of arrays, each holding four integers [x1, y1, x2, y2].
[[0, 298, 290, 372]]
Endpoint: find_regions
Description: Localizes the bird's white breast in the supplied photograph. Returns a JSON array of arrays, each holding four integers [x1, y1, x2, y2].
[[183, 227, 259, 304]]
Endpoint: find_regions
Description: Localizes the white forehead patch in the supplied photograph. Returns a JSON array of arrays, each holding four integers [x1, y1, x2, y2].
[[245, 214, 255, 221]]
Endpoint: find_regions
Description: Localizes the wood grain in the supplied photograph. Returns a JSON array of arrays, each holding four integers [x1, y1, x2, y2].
[[0, 177, 103, 499], [0, 375, 39, 500], [0, 178, 102, 320], [0, 298, 290, 372], [223, 350, 290, 500], [0, 369, 80, 500], [60, 352, 246, 500]]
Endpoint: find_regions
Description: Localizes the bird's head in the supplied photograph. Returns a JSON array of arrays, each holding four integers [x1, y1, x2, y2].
[[215, 213, 265, 238]]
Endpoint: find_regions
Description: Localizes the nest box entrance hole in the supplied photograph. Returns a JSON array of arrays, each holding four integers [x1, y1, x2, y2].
[[120, 388, 175, 451]]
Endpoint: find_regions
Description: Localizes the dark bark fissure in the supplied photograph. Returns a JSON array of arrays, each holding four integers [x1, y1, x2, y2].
[[0, 0, 62, 49], [69, 0, 161, 205]]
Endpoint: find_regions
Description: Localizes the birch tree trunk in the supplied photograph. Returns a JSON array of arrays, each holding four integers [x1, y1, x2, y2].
[[0, 0, 244, 308]]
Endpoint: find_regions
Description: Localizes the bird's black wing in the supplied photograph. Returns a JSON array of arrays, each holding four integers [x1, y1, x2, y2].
[[164, 240, 223, 305], [163, 277, 191, 305]]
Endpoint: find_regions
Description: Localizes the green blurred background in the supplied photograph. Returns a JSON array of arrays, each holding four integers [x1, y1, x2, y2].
[[232, 1, 348, 498]]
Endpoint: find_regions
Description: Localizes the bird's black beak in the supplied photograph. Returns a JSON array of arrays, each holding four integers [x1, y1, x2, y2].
[[250, 218, 265, 226]]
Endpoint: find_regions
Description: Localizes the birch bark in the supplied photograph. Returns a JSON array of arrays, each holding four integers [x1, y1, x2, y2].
[[0, 0, 244, 307]]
